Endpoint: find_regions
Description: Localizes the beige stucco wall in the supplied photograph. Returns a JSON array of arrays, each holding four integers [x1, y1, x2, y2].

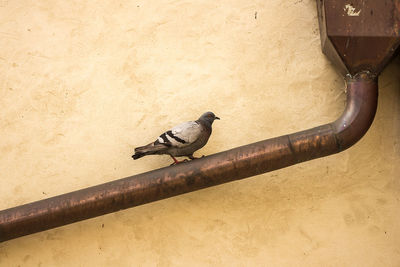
[[1, 0, 400, 266]]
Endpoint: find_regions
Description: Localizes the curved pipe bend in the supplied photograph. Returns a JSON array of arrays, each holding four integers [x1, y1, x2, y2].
[[332, 72, 378, 150], [0, 72, 378, 242]]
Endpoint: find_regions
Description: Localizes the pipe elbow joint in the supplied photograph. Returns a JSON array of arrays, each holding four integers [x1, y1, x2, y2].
[[332, 72, 378, 151]]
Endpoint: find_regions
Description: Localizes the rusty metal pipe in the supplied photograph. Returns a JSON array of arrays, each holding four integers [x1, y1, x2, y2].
[[0, 71, 378, 242]]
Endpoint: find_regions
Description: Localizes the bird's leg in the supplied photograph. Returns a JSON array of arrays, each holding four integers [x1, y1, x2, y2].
[[170, 155, 187, 165]]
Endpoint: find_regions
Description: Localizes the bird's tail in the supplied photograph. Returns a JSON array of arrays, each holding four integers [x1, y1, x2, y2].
[[132, 143, 167, 160]]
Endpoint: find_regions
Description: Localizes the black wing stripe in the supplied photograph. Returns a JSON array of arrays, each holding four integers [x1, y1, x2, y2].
[[166, 130, 186, 144], [154, 133, 172, 147], [160, 133, 170, 144]]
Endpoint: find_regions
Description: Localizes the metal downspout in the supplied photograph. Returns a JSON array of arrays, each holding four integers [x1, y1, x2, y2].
[[0, 72, 378, 242], [1, 0, 400, 242]]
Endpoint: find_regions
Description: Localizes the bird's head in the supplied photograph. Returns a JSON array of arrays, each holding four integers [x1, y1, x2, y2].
[[199, 111, 220, 124]]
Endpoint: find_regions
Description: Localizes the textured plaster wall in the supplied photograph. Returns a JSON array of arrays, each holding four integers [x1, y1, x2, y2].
[[0, 0, 400, 266]]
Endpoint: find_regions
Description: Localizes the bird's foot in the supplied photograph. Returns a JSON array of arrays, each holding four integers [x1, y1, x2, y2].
[[170, 159, 188, 166], [170, 155, 188, 165]]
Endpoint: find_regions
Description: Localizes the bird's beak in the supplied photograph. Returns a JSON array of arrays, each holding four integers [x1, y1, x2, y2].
[[215, 116, 220, 120]]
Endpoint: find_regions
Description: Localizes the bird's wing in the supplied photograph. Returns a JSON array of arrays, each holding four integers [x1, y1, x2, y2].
[[155, 121, 202, 148]]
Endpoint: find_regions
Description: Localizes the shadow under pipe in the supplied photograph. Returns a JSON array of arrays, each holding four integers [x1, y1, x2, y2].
[[0, 72, 378, 242]]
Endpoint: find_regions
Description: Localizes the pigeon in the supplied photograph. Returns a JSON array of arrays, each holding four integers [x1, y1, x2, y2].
[[132, 112, 220, 164]]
